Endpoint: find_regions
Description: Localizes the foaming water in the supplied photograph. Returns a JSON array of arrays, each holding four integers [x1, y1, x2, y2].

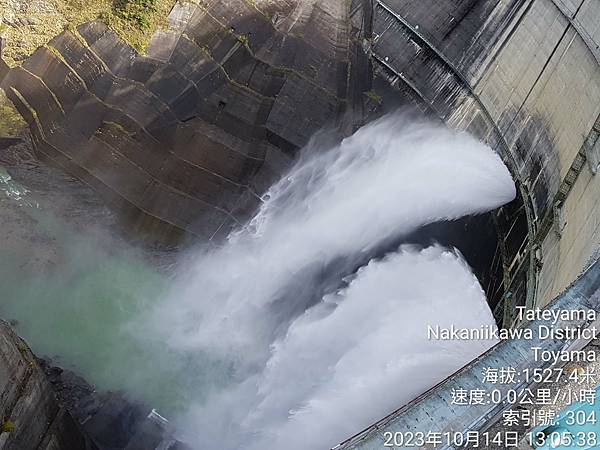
[[145, 114, 515, 448], [0, 114, 515, 448], [182, 245, 498, 450]]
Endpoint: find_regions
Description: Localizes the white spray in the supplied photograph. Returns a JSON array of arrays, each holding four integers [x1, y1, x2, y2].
[[146, 113, 516, 449]]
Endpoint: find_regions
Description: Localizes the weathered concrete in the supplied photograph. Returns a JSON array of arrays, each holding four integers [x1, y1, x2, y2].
[[331, 0, 600, 446], [1, 0, 600, 446], [353, 0, 600, 322], [0, 320, 93, 450], [1, 0, 596, 312], [0, 0, 364, 243]]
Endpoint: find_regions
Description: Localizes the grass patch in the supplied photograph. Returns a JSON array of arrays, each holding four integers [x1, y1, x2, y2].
[[365, 90, 383, 105], [98, 0, 176, 51], [114, 0, 158, 31], [0, 0, 177, 65], [0, 89, 27, 137], [1, 421, 15, 433]]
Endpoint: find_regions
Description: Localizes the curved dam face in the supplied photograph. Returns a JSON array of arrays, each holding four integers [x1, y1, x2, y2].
[[0, 0, 600, 448], [353, 0, 600, 317], [0, 0, 367, 241], [2, 0, 598, 317]]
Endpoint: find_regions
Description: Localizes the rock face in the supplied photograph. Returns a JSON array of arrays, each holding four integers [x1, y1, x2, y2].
[[0, 317, 182, 449], [0, 0, 178, 67], [37, 359, 190, 450], [0, 0, 367, 242], [0, 320, 94, 450]]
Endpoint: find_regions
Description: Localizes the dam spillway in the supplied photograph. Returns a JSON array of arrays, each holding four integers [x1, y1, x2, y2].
[[0, 0, 600, 448], [0, 109, 517, 449], [356, 0, 600, 315], [2, 0, 599, 315]]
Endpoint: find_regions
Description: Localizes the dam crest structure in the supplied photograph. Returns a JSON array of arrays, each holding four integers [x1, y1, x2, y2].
[[0, 0, 599, 448]]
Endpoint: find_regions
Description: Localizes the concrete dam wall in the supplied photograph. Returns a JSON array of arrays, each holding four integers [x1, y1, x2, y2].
[[336, 0, 600, 446], [1, 0, 365, 242], [0, 0, 599, 448], [2, 0, 598, 316], [350, 0, 600, 322]]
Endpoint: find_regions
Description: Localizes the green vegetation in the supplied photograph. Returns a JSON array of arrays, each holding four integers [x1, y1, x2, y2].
[[365, 90, 383, 105], [0, 0, 176, 65], [86, 0, 177, 52], [0, 90, 26, 137], [1, 421, 15, 433], [113, 0, 158, 31]]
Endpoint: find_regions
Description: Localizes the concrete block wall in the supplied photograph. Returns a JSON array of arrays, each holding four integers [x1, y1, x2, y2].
[[0, 0, 358, 242], [1, 0, 596, 306]]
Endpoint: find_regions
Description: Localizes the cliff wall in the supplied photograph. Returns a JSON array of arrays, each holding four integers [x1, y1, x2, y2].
[[0, 0, 176, 66], [0, 320, 92, 450]]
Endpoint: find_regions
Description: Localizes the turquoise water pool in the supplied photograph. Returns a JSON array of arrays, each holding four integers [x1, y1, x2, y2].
[[0, 165, 227, 416]]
